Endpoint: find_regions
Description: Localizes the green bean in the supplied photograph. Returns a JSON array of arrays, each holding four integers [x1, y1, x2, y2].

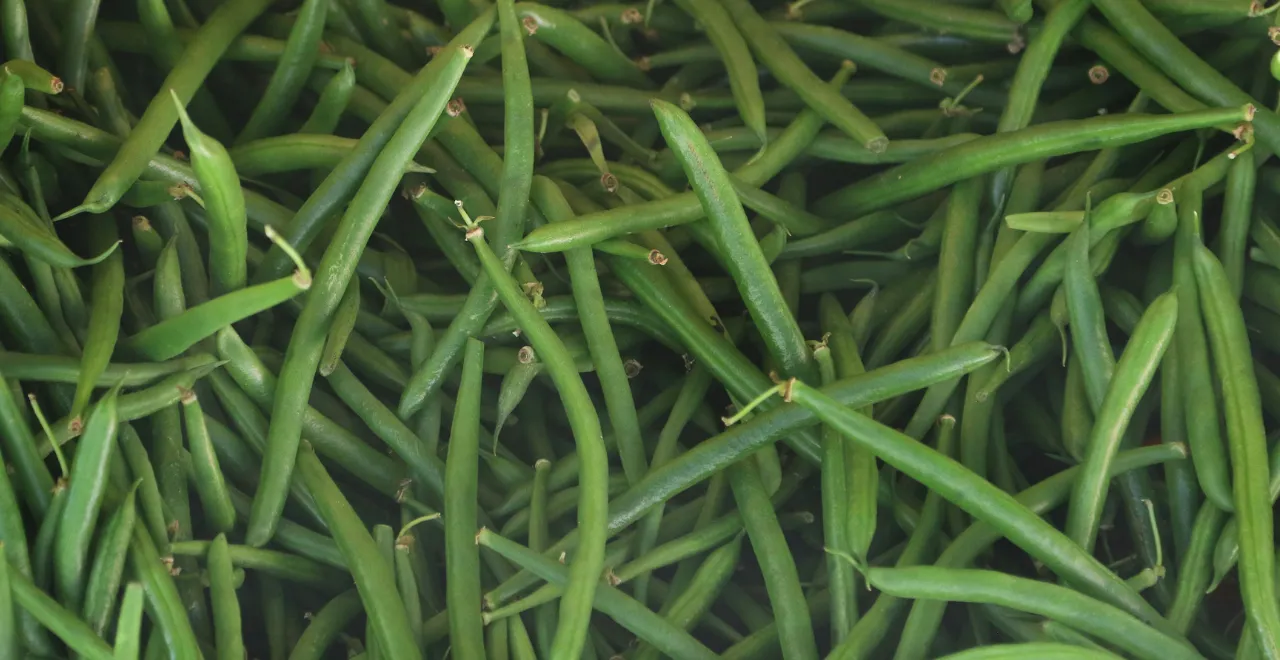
[[0, 370, 52, 516], [301, 62, 356, 135], [0, 71, 22, 159], [831, 414, 953, 659], [53, 385, 120, 610], [319, 280, 360, 377], [0, 400, 44, 654], [444, 338, 484, 660], [653, 100, 816, 382], [726, 459, 819, 660], [672, 0, 764, 141], [814, 105, 1252, 217], [894, 442, 1188, 659], [537, 184, 649, 483], [1219, 149, 1255, 298], [60, 0, 101, 93], [0, 192, 118, 267], [229, 133, 433, 176], [128, 527, 201, 659], [902, 230, 1060, 440], [31, 479, 66, 592], [814, 342, 855, 642], [179, 388, 235, 533], [122, 268, 309, 361], [858, 0, 1019, 44], [0, 0, 33, 62], [0, 545, 16, 659], [0, 60, 62, 95], [988, 0, 1090, 210], [295, 444, 420, 658], [784, 380, 1175, 632], [172, 92, 247, 295], [1193, 243, 1280, 656], [516, 3, 651, 87], [1064, 291, 1176, 551], [935, 642, 1120, 659], [71, 224, 123, 423], [204, 534, 245, 660], [1169, 186, 1237, 514], [8, 559, 112, 660], [367, 28, 510, 427], [113, 582, 143, 660], [865, 566, 1196, 660], [635, 535, 742, 660], [1064, 222, 1116, 413], [477, 529, 719, 659], [288, 590, 362, 660], [464, 212, 608, 657], [1089, 0, 1280, 156], [720, 0, 886, 151], [236, 0, 328, 143], [512, 66, 854, 253], [81, 483, 136, 636], [64, 0, 274, 216]]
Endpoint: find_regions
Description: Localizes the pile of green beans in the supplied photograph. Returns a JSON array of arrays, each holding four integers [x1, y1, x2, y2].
[[3, 0, 1280, 657]]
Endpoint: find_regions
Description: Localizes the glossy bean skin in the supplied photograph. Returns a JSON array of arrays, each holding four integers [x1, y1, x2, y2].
[[295, 444, 421, 659], [0, 71, 23, 159], [0, 545, 15, 659], [172, 92, 247, 295], [1063, 292, 1177, 552], [516, 3, 652, 87], [1089, 0, 1280, 156], [718, 0, 885, 152], [785, 381, 1175, 634], [828, 415, 953, 659], [814, 105, 1250, 217], [477, 529, 719, 660], [252, 13, 492, 284], [123, 265, 309, 362], [1193, 244, 1280, 656], [80, 484, 137, 636], [445, 339, 485, 659], [65, 0, 275, 215], [893, 443, 1188, 660], [179, 389, 236, 533], [466, 219, 609, 658], [1063, 223, 1115, 414], [671, 0, 765, 141], [987, 0, 1091, 209], [0, 365, 53, 515], [1218, 149, 1255, 298], [1172, 186, 1234, 513], [235, 0, 328, 144], [301, 62, 356, 135], [53, 386, 120, 610], [866, 567, 1196, 660], [7, 560, 113, 660], [128, 526, 200, 659], [248, 21, 482, 546], [206, 534, 245, 660], [653, 100, 817, 383]]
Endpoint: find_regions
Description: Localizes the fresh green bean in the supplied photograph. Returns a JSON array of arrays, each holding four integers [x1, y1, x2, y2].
[[53, 385, 120, 610], [1194, 243, 1280, 656], [814, 105, 1251, 216], [64, 0, 275, 216], [1064, 292, 1176, 551]]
